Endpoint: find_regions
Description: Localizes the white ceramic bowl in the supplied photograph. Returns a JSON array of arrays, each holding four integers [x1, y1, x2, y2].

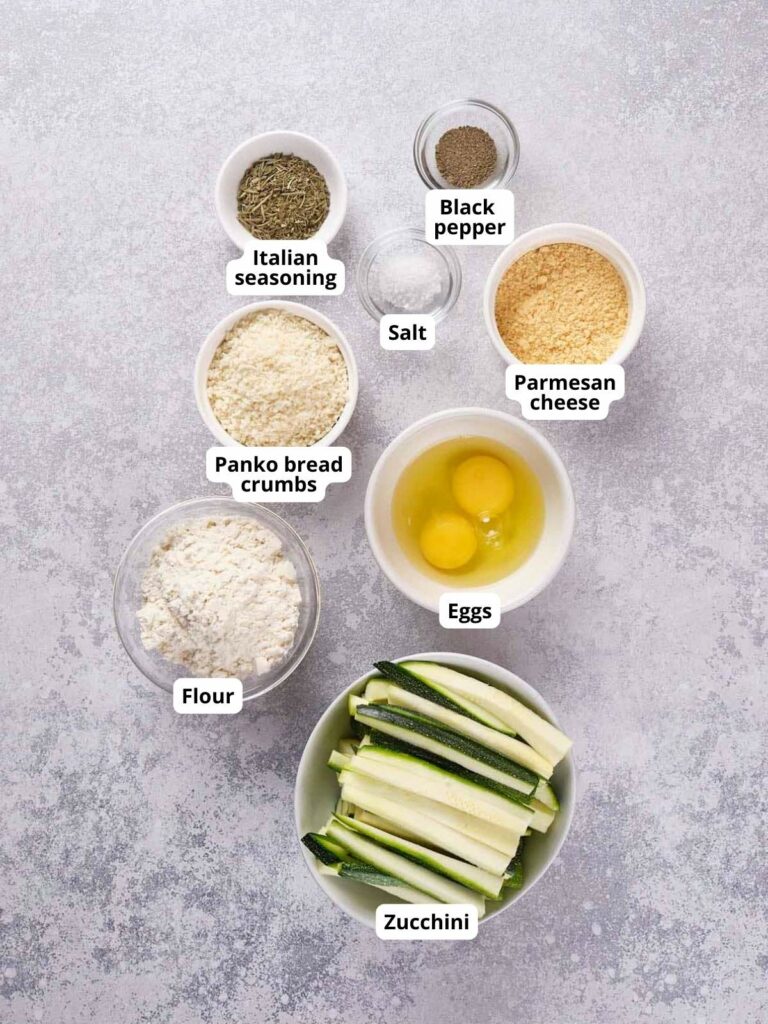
[[484, 223, 646, 366], [194, 300, 359, 448], [365, 408, 575, 613], [295, 651, 576, 929], [215, 131, 347, 248]]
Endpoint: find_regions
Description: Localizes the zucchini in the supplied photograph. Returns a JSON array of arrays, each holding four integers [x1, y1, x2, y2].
[[363, 732, 534, 809], [363, 678, 391, 702], [375, 660, 516, 735], [301, 832, 347, 865], [400, 661, 572, 766], [335, 797, 354, 817], [315, 857, 436, 905], [326, 818, 486, 915], [373, 681, 554, 779], [341, 778, 510, 875], [337, 737, 359, 757], [347, 746, 533, 832], [339, 771, 521, 856], [527, 798, 556, 834], [503, 849, 524, 890], [352, 702, 538, 795], [333, 814, 504, 898], [534, 779, 559, 811], [327, 750, 351, 772], [353, 809, 432, 846]]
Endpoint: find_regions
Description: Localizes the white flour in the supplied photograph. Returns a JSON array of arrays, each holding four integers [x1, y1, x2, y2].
[[137, 516, 301, 678]]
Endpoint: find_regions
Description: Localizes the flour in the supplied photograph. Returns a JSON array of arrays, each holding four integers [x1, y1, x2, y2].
[[137, 516, 301, 678]]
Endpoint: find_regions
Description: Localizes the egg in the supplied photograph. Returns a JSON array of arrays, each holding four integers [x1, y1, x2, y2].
[[452, 455, 515, 519], [392, 437, 544, 586], [419, 512, 477, 570]]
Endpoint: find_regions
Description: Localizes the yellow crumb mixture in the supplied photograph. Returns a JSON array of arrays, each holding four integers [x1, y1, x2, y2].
[[494, 243, 629, 364]]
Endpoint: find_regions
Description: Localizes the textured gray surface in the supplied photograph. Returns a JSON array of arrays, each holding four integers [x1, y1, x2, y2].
[[1, 1, 767, 1021]]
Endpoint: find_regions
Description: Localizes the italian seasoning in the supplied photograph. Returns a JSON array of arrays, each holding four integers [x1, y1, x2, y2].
[[435, 126, 497, 188], [236, 153, 330, 240]]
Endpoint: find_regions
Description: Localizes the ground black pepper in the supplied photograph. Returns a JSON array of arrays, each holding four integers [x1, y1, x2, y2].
[[435, 126, 497, 188]]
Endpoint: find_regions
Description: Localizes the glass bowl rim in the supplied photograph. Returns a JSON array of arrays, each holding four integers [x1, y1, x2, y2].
[[413, 98, 520, 190], [355, 226, 462, 323], [112, 496, 321, 701]]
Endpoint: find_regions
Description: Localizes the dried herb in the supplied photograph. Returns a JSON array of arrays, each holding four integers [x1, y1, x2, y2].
[[435, 126, 497, 188], [236, 153, 330, 240]]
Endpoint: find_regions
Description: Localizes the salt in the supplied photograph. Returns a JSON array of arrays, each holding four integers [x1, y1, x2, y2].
[[371, 249, 444, 314]]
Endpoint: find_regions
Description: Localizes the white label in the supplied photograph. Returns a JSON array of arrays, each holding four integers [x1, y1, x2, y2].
[[173, 678, 243, 714], [206, 446, 351, 502], [506, 364, 625, 420], [426, 189, 514, 246], [380, 314, 435, 351], [226, 241, 344, 296], [376, 904, 478, 941], [439, 592, 501, 629]]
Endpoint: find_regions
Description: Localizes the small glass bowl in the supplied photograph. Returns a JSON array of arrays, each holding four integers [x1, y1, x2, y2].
[[413, 99, 520, 190], [113, 497, 321, 701], [356, 227, 461, 322]]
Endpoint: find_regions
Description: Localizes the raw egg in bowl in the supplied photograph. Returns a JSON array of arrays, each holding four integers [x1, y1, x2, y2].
[[365, 408, 575, 613]]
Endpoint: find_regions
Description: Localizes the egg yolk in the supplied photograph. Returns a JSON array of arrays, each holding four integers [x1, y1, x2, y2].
[[452, 455, 515, 519], [419, 512, 477, 570]]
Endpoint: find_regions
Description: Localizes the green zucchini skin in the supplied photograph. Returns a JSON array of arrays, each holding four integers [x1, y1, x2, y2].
[[503, 849, 524, 889], [355, 703, 538, 787], [334, 814, 504, 898], [363, 733, 534, 808], [375, 661, 476, 715], [374, 661, 514, 733], [339, 863, 407, 887], [301, 833, 345, 866]]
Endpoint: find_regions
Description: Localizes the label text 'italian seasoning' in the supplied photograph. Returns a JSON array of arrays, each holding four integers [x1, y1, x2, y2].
[[226, 241, 345, 296]]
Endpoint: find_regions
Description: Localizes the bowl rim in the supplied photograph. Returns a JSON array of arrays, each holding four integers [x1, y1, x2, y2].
[[483, 222, 647, 367], [214, 130, 348, 248], [364, 406, 575, 613], [413, 98, 520, 190], [193, 299, 359, 448], [294, 650, 576, 929], [112, 496, 321, 700], [355, 225, 462, 323]]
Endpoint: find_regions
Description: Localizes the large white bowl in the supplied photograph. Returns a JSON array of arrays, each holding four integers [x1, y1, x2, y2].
[[484, 223, 646, 366], [215, 131, 347, 249], [365, 408, 575, 613], [194, 300, 359, 448], [295, 652, 576, 929]]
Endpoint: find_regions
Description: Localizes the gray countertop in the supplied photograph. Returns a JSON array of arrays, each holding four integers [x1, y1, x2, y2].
[[2, 2, 766, 1022]]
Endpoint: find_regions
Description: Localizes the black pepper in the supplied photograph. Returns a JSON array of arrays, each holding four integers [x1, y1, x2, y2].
[[435, 126, 498, 188]]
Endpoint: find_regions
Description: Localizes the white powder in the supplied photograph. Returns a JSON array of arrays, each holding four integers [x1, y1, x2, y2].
[[206, 308, 349, 447], [137, 516, 301, 678], [371, 250, 445, 313]]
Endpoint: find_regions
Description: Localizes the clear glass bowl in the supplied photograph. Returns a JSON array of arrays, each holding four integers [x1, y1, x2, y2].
[[356, 227, 462, 322], [113, 497, 321, 700], [413, 99, 520, 190]]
